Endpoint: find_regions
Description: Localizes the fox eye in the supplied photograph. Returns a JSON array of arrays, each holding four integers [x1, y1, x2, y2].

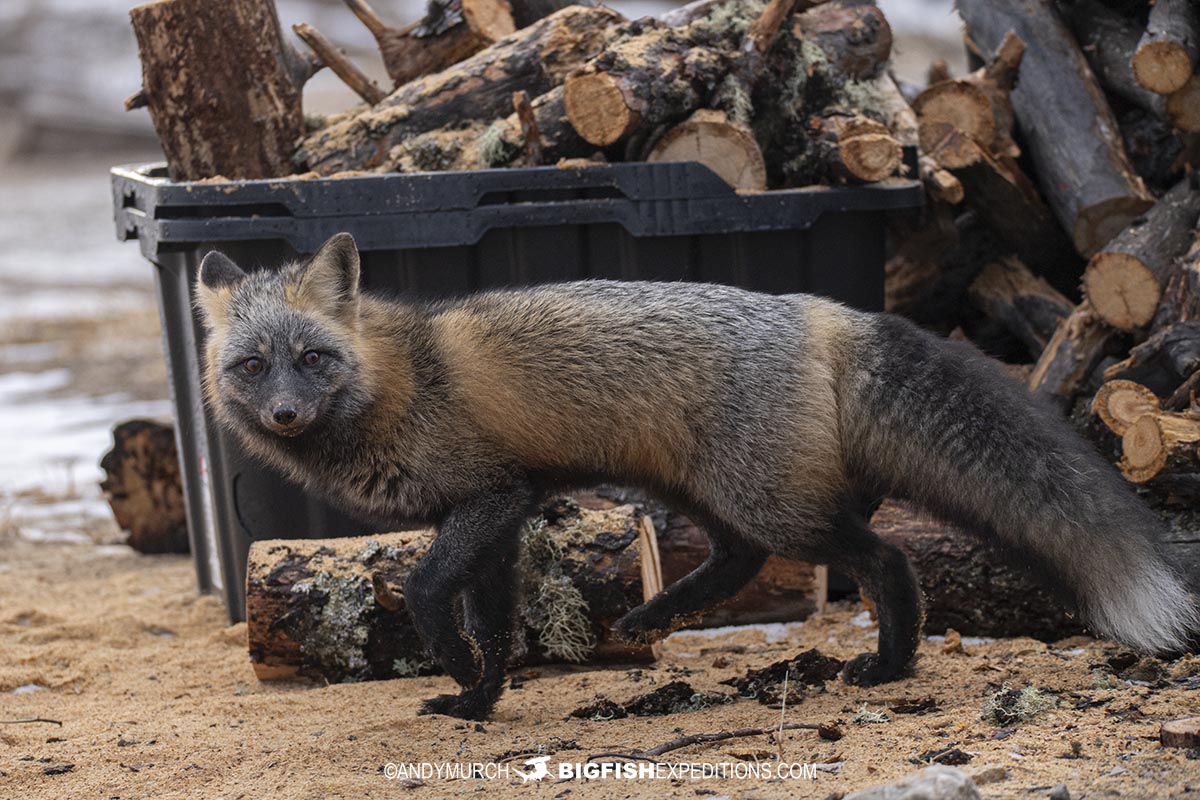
[[244, 357, 263, 375], [302, 350, 320, 367]]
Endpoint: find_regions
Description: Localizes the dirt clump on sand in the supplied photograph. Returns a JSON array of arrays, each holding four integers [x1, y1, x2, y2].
[[1, 536, 1199, 798]]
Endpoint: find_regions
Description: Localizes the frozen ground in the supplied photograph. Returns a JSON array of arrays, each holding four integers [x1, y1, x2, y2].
[[0, 154, 172, 544]]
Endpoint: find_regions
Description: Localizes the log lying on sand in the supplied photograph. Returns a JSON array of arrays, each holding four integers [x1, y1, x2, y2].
[[647, 109, 767, 191], [100, 420, 189, 555], [247, 502, 656, 681], [247, 499, 827, 682], [298, 5, 623, 175], [128, 0, 321, 180], [956, 0, 1154, 257], [871, 502, 1085, 641], [967, 257, 1073, 360], [1131, 0, 1199, 96], [1082, 175, 1200, 331]]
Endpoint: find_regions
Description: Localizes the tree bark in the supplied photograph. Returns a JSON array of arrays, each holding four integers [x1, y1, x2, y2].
[[1063, 0, 1169, 120], [646, 109, 767, 191], [298, 5, 623, 175], [1029, 300, 1116, 404], [128, 0, 320, 181], [1082, 175, 1200, 331], [1132, 0, 1200, 95], [797, 0, 893, 80], [99, 420, 188, 555], [871, 502, 1086, 641], [967, 256, 1073, 360], [1103, 321, 1200, 396], [956, 0, 1154, 258]]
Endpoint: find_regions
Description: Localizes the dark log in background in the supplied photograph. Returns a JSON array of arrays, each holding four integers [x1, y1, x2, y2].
[[100, 420, 189, 555], [871, 502, 1086, 641]]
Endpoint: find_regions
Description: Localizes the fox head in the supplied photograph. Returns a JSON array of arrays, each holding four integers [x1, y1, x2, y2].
[[195, 233, 373, 444]]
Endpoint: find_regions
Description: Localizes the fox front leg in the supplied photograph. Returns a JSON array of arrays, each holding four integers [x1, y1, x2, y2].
[[404, 482, 535, 720], [613, 523, 767, 643]]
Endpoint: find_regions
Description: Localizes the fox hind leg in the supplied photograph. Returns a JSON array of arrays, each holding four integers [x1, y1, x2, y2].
[[825, 507, 923, 686], [613, 520, 767, 644]]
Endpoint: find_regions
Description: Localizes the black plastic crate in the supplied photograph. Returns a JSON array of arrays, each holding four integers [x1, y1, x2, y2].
[[111, 161, 922, 621]]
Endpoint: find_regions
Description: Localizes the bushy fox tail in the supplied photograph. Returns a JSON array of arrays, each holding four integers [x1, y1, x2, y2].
[[846, 314, 1199, 655]]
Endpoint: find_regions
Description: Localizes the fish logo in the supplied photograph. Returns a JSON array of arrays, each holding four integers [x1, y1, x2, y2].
[[513, 755, 552, 783]]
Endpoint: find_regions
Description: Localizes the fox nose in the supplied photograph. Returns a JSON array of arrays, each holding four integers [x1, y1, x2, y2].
[[273, 406, 297, 425]]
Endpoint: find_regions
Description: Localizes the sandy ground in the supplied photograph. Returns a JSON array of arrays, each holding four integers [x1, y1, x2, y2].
[[2, 534, 1199, 799]]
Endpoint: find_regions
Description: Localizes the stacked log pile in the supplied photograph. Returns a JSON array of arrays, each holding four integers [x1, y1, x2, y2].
[[128, 0, 911, 189], [883, 0, 1200, 509]]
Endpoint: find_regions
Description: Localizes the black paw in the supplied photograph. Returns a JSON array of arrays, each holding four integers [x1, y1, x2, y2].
[[612, 607, 668, 645], [842, 653, 903, 687], [417, 689, 496, 721]]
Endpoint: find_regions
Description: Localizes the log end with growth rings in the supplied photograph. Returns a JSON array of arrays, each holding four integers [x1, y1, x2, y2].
[[563, 73, 640, 146], [1132, 40, 1195, 95], [1092, 380, 1161, 436], [1083, 250, 1161, 331]]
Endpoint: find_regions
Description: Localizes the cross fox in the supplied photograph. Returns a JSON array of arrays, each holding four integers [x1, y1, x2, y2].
[[196, 233, 1198, 721]]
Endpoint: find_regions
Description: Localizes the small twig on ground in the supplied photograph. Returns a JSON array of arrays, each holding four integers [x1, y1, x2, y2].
[[0, 718, 63, 726], [591, 721, 823, 761], [777, 668, 790, 762]]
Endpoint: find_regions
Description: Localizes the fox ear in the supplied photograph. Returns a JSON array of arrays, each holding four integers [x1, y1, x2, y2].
[[294, 233, 360, 313], [196, 250, 245, 329]]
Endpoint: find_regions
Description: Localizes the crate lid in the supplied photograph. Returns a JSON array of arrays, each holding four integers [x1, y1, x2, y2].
[[112, 161, 922, 257]]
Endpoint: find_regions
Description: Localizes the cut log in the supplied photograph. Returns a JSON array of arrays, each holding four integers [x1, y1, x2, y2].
[[247, 501, 656, 682], [1161, 718, 1200, 749], [1118, 411, 1200, 483], [647, 109, 767, 191], [298, 5, 624, 174], [1091, 380, 1200, 483], [1092, 379, 1162, 435], [99, 420, 188, 555], [1132, 0, 1199, 95], [918, 155, 963, 205], [966, 256, 1073, 359], [876, 73, 919, 151], [293, 23, 386, 105], [1165, 75, 1200, 134], [913, 31, 1023, 159], [810, 113, 903, 183], [797, 0, 893, 80], [1103, 321, 1200, 396], [247, 498, 827, 682], [376, 84, 592, 172], [1082, 175, 1200, 331], [657, 513, 825, 628], [1064, 0, 1168, 121], [1119, 108, 1193, 194], [562, 19, 730, 148], [871, 502, 1085, 641], [128, 0, 320, 181], [956, 0, 1154, 257], [1157, 231, 1200, 325], [1029, 301, 1115, 403]]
